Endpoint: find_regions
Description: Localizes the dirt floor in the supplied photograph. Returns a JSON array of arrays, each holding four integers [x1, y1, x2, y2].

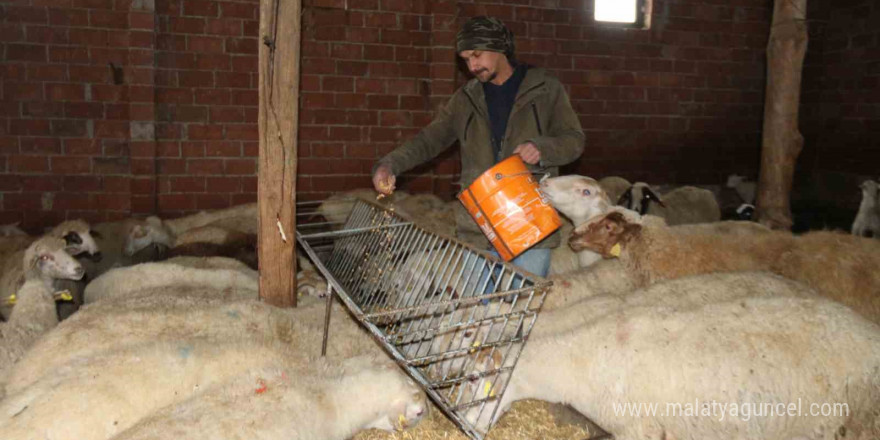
[[353, 399, 610, 440]]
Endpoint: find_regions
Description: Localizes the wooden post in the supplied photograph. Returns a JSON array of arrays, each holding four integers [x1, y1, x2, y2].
[[755, 0, 808, 230], [257, 0, 300, 307]]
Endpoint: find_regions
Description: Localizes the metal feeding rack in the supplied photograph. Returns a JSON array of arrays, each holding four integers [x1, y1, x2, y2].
[[295, 197, 552, 440]]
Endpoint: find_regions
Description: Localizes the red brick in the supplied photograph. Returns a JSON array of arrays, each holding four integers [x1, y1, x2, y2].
[[6, 194, 44, 211], [242, 141, 258, 156], [221, 2, 257, 19], [93, 120, 128, 138], [130, 11, 155, 29], [7, 44, 47, 63], [188, 35, 225, 53], [184, 0, 219, 17], [215, 71, 250, 88], [205, 141, 241, 156], [9, 119, 52, 136], [51, 156, 92, 174], [157, 88, 194, 104], [231, 90, 257, 106], [89, 48, 129, 65], [195, 89, 230, 105], [224, 158, 255, 174], [226, 37, 257, 54], [181, 141, 206, 157], [187, 158, 224, 175], [7, 6, 48, 23], [196, 53, 231, 70], [209, 107, 244, 123], [368, 94, 398, 109], [63, 176, 102, 192], [65, 103, 105, 119], [169, 176, 206, 192], [231, 55, 257, 72], [48, 8, 88, 27], [159, 194, 196, 212], [206, 18, 242, 36], [26, 26, 69, 45], [102, 176, 132, 194], [24, 102, 64, 118], [94, 156, 130, 174], [178, 71, 215, 88], [331, 43, 363, 60], [51, 119, 88, 136], [206, 176, 241, 192], [226, 124, 257, 140], [64, 139, 101, 155], [89, 10, 128, 29], [188, 125, 224, 140]]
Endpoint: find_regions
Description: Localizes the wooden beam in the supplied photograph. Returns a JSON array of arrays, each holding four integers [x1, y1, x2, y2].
[[755, 0, 808, 230], [257, 0, 300, 307]]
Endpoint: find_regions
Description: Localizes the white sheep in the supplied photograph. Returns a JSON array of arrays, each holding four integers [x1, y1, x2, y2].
[[0, 340, 400, 440], [570, 208, 880, 324], [124, 202, 258, 256], [465, 274, 880, 439], [851, 179, 880, 238], [316, 188, 411, 227], [539, 175, 614, 272], [0, 236, 84, 396], [83, 257, 259, 304], [618, 182, 721, 225], [8, 292, 383, 393], [0, 219, 98, 320], [106, 354, 427, 440], [726, 173, 756, 204], [295, 254, 329, 298]]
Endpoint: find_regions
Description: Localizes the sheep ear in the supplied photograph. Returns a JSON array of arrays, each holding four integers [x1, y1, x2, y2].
[[130, 224, 147, 238], [146, 216, 163, 227], [644, 188, 666, 208]]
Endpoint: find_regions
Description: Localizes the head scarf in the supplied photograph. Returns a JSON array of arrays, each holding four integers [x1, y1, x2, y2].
[[455, 16, 515, 60]]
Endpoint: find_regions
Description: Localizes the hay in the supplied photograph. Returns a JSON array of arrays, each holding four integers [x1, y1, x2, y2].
[[353, 399, 602, 440]]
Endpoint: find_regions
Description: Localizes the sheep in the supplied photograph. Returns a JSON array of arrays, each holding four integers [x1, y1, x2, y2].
[[0, 340, 408, 440], [105, 354, 427, 440], [7, 292, 384, 393], [296, 254, 329, 298], [597, 176, 632, 205], [162, 229, 259, 270], [0, 236, 84, 396], [726, 173, 756, 204], [316, 188, 411, 227], [464, 275, 880, 439], [124, 202, 258, 256], [618, 182, 721, 225], [539, 175, 615, 272], [0, 219, 99, 320], [83, 257, 259, 304], [570, 208, 880, 324], [0, 222, 27, 237], [851, 179, 879, 238]]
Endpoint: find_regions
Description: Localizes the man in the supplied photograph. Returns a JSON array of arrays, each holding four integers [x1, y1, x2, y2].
[[372, 16, 584, 277]]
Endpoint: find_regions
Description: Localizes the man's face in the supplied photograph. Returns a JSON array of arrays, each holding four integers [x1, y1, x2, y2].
[[458, 50, 506, 83]]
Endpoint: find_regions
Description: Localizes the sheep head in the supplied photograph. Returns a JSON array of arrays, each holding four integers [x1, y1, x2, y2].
[[50, 219, 100, 257], [24, 236, 85, 282], [363, 364, 428, 432], [619, 182, 666, 215], [125, 216, 173, 256], [539, 175, 612, 224], [859, 180, 879, 202], [569, 210, 642, 258]]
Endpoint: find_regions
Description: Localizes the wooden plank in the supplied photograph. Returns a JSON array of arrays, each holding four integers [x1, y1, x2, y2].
[[755, 0, 808, 230], [257, 0, 300, 307]]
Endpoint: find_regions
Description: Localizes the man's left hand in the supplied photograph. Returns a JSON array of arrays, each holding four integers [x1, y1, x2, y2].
[[513, 142, 541, 165]]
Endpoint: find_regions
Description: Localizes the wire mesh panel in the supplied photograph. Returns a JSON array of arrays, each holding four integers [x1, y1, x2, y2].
[[296, 198, 552, 440]]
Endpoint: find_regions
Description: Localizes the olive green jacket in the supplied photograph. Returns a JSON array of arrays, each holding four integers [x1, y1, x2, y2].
[[375, 67, 585, 249]]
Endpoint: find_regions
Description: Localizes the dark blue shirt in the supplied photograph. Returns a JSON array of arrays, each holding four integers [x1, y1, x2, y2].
[[483, 63, 528, 161]]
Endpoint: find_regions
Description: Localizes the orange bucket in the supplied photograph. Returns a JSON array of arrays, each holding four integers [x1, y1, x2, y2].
[[458, 155, 561, 261]]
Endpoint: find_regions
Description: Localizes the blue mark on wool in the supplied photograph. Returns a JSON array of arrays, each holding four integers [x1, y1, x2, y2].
[[226, 310, 240, 319], [178, 346, 192, 359]]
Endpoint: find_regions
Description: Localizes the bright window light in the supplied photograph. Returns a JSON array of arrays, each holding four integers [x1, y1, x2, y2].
[[595, 0, 637, 23]]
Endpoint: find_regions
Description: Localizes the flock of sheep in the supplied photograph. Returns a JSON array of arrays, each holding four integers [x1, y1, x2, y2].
[[0, 171, 878, 440]]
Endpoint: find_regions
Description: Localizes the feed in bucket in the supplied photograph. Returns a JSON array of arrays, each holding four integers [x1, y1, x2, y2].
[[458, 155, 561, 261]]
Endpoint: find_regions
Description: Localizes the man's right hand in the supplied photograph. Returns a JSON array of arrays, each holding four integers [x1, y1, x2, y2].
[[372, 164, 396, 195]]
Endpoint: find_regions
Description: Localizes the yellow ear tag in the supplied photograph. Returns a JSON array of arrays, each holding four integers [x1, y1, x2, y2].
[[397, 414, 407, 430], [469, 340, 481, 353], [484, 381, 495, 398], [55, 290, 73, 301], [610, 243, 621, 258], [6, 294, 16, 305]]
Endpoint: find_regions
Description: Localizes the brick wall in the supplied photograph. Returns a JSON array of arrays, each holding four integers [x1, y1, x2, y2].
[[800, 0, 880, 208], [2, 0, 774, 231]]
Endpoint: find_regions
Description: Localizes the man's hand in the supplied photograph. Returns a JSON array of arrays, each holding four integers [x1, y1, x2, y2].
[[372, 164, 396, 195], [513, 142, 541, 165]]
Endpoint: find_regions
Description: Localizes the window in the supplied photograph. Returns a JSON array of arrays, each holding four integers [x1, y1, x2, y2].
[[594, 0, 651, 29]]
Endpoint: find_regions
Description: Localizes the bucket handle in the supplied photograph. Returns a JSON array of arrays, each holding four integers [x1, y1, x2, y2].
[[494, 171, 543, 181]]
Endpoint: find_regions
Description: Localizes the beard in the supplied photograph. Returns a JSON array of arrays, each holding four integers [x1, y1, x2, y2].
[[474, 69, 497, 83]]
